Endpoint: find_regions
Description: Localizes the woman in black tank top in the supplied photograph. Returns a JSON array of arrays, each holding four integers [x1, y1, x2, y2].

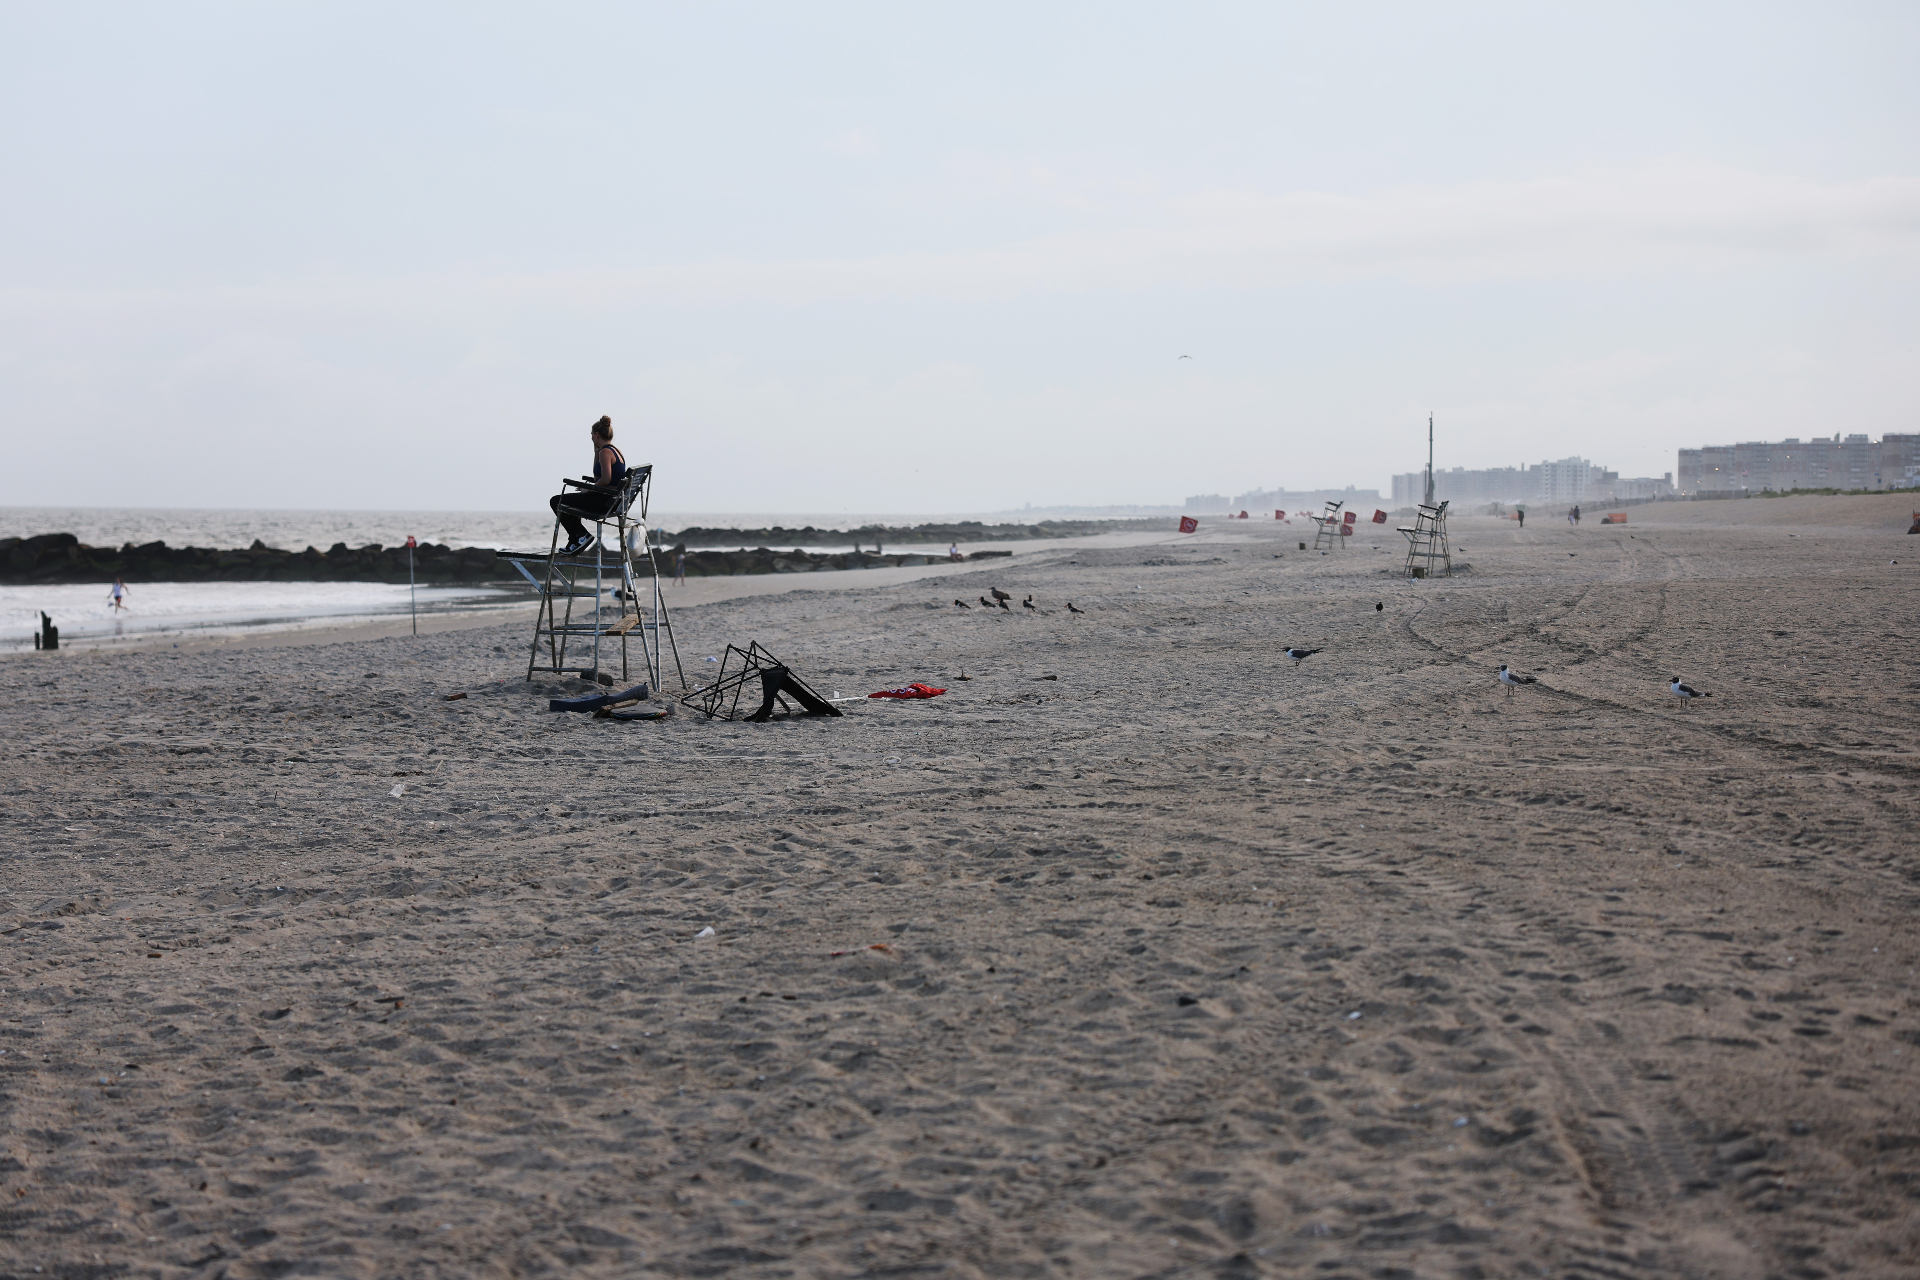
[[551, 416, 626, 555]]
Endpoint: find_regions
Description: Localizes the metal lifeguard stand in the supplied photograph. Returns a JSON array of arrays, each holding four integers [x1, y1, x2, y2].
[[1397, 500, 1451, 578], [497, 464, 685, 690], [1311, 500, 1347, 551]]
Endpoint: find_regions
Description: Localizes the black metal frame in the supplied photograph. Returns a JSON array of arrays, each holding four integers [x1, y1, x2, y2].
[[680, 642, 842, 722]]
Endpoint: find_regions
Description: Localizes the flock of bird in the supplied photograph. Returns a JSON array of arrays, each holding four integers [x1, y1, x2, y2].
[[953, 587, 1086, 616], [949, 586, 1713, 708]]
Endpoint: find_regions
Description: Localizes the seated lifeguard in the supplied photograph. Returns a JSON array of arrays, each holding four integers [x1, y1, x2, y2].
[[551, 415, 627, 556]]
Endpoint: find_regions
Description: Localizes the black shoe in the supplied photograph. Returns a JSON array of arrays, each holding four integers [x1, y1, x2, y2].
[[560, 535, 592, 556]]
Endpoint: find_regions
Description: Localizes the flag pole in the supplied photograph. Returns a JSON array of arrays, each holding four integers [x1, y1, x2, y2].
[[407, 536, 417, 636]]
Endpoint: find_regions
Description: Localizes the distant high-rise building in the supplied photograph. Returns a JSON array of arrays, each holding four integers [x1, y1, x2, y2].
[[1675, 433, 1916, 493], [1390, 458, 1670, 508]]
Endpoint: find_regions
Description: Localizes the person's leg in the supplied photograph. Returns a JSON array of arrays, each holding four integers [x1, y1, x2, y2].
[[550, 494, 588, 543]]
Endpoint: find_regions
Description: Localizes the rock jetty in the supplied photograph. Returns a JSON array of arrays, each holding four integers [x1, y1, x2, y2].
[[1, 533, 502, 586]]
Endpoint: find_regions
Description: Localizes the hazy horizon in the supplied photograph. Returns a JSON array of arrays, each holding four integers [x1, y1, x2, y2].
[[4, 4, 1915, 513]]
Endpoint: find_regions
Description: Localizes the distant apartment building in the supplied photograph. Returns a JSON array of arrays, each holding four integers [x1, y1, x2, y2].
[[1184, 486, 1383, 513], [1676, 433, 1920, 493], [1390, 458, 1672, 508]]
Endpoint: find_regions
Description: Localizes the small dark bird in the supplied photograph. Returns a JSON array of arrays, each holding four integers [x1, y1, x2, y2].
[[954, 599, 970, 609], [1067, 601, 1085, 613], [1283, 647, 1321, 669], [1022, 595, 1038, 611], [997, 597, 1011, 611], [979, 596, 995, 609], [1178, 354, 1192, 360], [1669, 676, 1711, 705], [990, 588, 1012, 602], [1375, 602, 1383, 611], [1497, 664, 1537, 696]]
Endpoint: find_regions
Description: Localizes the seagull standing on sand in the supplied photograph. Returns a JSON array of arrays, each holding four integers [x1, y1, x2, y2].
[[1669, 676, 1711, 706], [1283, 647, 1322, 669], [990, 588, 1012, 603], [1497, 664, 1537, 697]]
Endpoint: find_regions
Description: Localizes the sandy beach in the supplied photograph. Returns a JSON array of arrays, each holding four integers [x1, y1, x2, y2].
[[3, 496, 1917, 1278]]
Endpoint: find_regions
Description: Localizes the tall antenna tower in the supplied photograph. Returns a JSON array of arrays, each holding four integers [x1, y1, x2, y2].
[[1423, 412, 1435, 507]]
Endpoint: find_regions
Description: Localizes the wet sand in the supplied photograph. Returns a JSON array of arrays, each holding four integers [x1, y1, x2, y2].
[[3, 498, 1917, 1278]]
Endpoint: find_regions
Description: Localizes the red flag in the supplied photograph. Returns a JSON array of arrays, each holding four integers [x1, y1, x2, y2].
[[1342, 510, 1356, 524], [1274, 509, 1283, 520], [1340, 523, 1352, 536], [1238, 510, 1248, 519], [406, 536, 417, 548], [1371, 509, 1387, 524], [1178, 516, 1198, 533]]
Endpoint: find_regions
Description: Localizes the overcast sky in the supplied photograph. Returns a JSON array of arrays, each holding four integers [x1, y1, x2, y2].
[[3, 2, 1916, 514]]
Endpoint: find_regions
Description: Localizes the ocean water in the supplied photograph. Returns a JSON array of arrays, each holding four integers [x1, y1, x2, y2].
[[0, 506, 1070, 553], [2, 581, 530, 652]]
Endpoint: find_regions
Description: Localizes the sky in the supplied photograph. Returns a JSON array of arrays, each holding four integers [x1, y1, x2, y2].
[[2, 2, 1916, 514]]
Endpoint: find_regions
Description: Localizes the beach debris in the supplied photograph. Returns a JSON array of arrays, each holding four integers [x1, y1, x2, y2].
[[870, 683, 947, 700], [1669, 675, 1712, 706], [31, 612, 57, 650], [830, 943, 896, 957], [443, 692, 467, 701], [682, 642, 842, 721], [1283, 647, 1322, 669], [389, 784, 406, 798], [1067, 602, 1084, 613], [1375, 602, 1383, 611], [364, 672, 380, 679], [953, 599, 971, 608], [1497, 665, 1538, 696], [549, 683, 649, 713], [694, 926, 716, 939], [703, 655, 720, 662], [1035, 674, 1057, 681], [596, 704, 673, 721]]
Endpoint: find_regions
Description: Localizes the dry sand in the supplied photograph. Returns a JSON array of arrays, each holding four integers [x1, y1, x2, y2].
[[3, 497, 1917, 1278]]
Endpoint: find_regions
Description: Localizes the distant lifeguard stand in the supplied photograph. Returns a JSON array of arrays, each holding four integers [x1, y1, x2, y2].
[[1397, 500, 1451, 578], [1310, 500, 1347, 551], [496, 464, 684, 690]]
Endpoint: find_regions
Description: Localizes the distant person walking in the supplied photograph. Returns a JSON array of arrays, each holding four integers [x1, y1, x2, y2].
[[107, 578, 130, 612], [1571, 504, 1581, 525], [673, 548, 686, 585], [1517, 509, 1525, 529]]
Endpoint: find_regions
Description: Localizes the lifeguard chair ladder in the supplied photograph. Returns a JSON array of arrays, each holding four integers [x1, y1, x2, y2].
[[496, 464, 686, 690], [1397, 500, 1451, 578], [1311, 500, 1347, 551]]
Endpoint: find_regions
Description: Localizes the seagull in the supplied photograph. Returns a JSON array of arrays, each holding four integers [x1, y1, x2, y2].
[[1669, 675, 1711, 706], [1022, 595, 1038, 612], [954, 599, 971, 609], [1283, 647, 1321, 669], [990, 588, 1012, 602], [1497, 664, 1537, 696], [978, 596, 995, 610], [1178, 355, 1192, 360], [1066, 601, 1085, 614]]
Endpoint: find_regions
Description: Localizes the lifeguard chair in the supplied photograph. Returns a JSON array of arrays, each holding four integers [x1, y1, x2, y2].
[[1311, 500, 1347, 551], [1397, 500, 1451, 578], [496, 464, 684, 690]]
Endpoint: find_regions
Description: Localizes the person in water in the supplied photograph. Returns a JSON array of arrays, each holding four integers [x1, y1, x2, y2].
[[551, 416, 627, 556], [108, 577, 130, 611]]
